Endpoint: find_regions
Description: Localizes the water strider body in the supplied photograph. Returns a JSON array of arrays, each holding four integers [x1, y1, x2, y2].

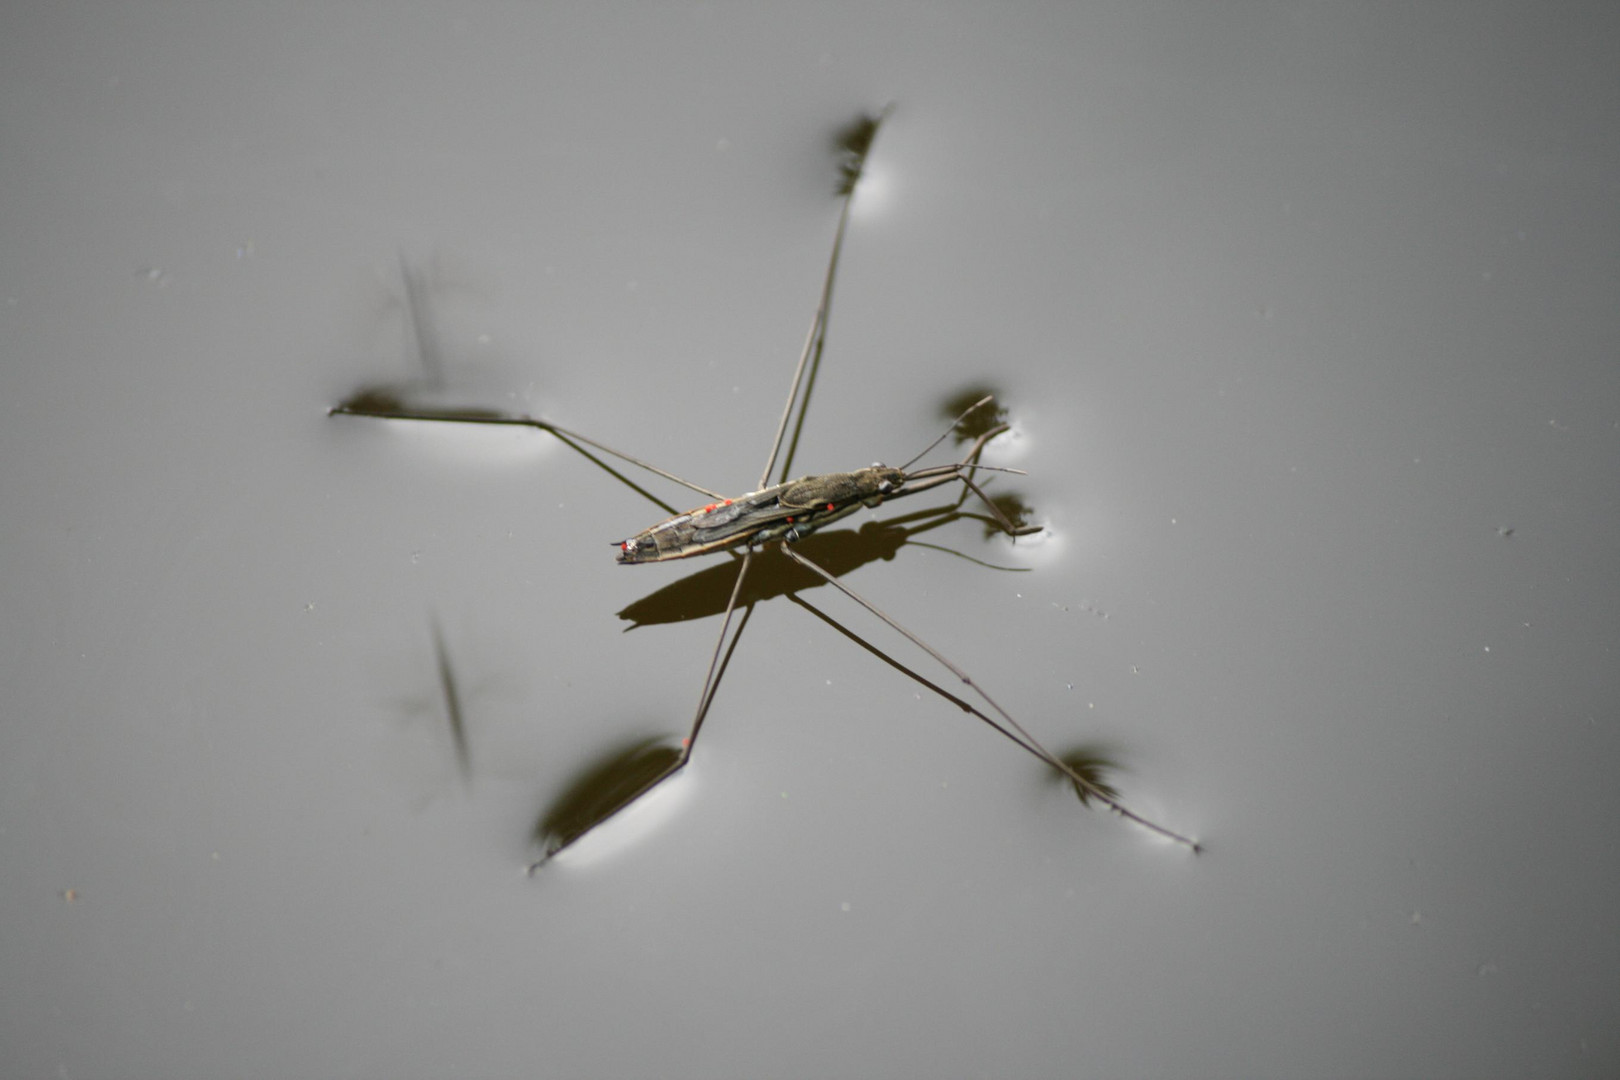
[[616, 412, 1024, 563], [615, 467, 903, 563]]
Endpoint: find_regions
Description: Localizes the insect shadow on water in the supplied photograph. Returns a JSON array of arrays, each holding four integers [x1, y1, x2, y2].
[[429, 614, 472, 785], [332, 108, 1201, 867]]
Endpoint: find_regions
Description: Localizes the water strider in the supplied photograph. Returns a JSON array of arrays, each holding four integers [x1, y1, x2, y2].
[[332, 108, 1201, 867], [613, 397, 1032, 563]]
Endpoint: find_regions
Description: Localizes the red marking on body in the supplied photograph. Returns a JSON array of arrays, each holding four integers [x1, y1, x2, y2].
[[825, 503, 834, 511]]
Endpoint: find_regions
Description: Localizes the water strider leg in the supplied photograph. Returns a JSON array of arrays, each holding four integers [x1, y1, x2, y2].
[[528, 113, 893, 865], [528, 548, 759, 870], [762, 106, 894, 489], [328, 403, 726, 502], [887, 418, 1044, 539], [776, 544, 1201, 852]]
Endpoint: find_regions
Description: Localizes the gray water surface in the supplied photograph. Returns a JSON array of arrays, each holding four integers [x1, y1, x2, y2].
[[3, 4, 1617, 1078]]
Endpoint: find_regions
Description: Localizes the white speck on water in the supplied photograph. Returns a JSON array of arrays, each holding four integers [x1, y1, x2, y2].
[[840, 901, 851, 913]]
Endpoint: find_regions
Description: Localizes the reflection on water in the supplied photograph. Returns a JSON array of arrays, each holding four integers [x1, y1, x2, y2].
[[833, 107, 893, 197], [938, 385, 1007, 442], [428, 616, 471, 785], [1053, 746, 1122, 807], [529, 736, 686, 871]]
